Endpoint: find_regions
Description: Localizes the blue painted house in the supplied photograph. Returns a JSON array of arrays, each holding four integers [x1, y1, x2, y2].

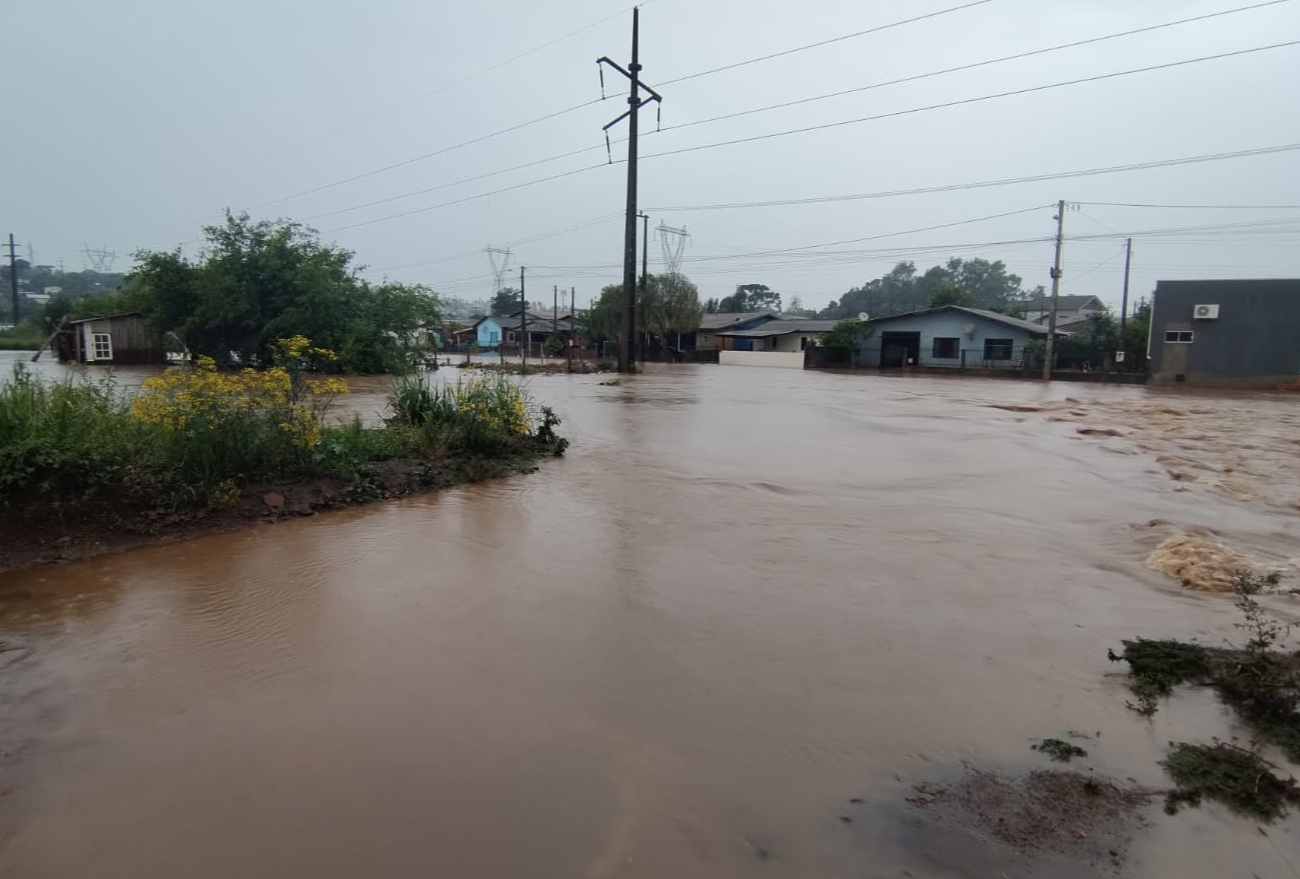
[[475, 317, 506, 349], [859, 306, 1058, 369]]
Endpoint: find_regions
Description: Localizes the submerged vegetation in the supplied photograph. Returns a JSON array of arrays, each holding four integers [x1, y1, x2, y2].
[[1110, 576, 1300, 821], [0, 341, 566, 550], [1162, 741, 1300, 821], [1032, 738, 1088, 763]]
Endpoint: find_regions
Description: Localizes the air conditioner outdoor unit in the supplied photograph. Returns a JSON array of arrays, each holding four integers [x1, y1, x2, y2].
[[1193, 304, 1220, 319]]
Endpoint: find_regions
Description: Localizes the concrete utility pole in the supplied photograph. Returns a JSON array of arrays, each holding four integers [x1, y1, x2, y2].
[[638, 211, 649, 361], [1120, 237, 1133, 337], [1042, 200, 1066, 382], [6, 234, 19, 325], [552, 285, 559, 341], [599, 8, 662, 373], [519, 266, 527, 372]]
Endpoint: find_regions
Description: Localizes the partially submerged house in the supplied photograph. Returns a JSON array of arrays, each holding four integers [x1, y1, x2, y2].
[[692, 312, 779, 351], [1148, 279, 1300, 387], [58, 312, 164, 365], [857, 306, 1060, 369], [716, 318, 839, 368]]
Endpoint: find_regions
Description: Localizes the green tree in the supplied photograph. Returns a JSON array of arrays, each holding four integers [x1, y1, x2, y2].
[[703, 297, 720, 314], [928, 283, 975, 308], [490, 288, 519, 316], [640, 273, 703, 346], [119, 212, 442, 372], [583, 285, 621, 343]]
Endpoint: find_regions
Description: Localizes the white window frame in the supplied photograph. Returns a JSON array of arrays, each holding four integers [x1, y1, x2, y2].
[[92, 332, 113, 360], [1164, 330, 1194, 344]]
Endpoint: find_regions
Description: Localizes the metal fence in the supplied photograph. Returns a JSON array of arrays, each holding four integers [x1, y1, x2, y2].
[[853, 345, 1028, 371]]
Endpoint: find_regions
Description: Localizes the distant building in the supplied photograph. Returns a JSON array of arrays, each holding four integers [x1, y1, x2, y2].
[[1148, 279, 1300, 387], [715, 319, 838, 352], [1024, 294, 1105, 326], [857, 306, 1060, 369], [693, 312, 779, 351]]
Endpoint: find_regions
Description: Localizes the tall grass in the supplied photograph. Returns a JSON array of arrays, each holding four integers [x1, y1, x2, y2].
[[388, 373, 533, 455], [0, 365, 147, 502], [0, 362, 565, 513]]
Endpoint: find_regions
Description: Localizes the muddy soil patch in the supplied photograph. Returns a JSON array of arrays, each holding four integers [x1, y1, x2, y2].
[[907, 768, 1154, 871]]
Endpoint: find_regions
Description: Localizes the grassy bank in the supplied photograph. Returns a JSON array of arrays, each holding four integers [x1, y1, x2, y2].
[[0, 344, 566, 572], [0, 330, 43, 351]]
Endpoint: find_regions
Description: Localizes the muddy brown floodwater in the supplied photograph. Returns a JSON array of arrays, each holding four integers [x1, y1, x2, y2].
[[3, 363, 1300, 878]]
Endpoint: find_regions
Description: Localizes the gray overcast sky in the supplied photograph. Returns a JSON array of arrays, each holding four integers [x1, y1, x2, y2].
[[8, 0, 1300, 311]]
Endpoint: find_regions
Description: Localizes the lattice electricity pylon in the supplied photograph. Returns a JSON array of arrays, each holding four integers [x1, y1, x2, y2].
[[657, 222, 689, 275], [484, 246, 513, 295], [82, 245, 118, 273]]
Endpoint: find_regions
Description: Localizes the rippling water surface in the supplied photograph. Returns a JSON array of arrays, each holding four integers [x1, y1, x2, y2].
[[2, 358, 1299, 878]]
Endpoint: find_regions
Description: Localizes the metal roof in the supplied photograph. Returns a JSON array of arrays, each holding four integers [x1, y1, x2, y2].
[[868, 306, 1057, 336], [67, 311, 144, 325], [715, 319, 838, 338], [1024, 294, 1102, 311], [698, 311, 777, 330]]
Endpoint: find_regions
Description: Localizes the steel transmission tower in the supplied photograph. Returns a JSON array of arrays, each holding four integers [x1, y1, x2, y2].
[[81, 245, 118, 273], [657, 222, 689, 275], [484, 246, 514, 299]]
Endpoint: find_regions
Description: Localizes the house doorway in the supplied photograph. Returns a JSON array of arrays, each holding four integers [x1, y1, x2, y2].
[[879, 331, 920, 368]]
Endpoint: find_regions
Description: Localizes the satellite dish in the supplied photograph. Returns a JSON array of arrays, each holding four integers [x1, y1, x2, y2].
[[963, 324, 976, 336], [857, 312, 870, 322]]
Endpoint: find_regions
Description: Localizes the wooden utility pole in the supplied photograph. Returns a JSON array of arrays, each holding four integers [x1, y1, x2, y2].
[[552, 284, 559, 351], [6, 234, 19, 325], [1042, 200, 1066, 382], [519, 266, 527, 372], [599, 8, 662, 373]]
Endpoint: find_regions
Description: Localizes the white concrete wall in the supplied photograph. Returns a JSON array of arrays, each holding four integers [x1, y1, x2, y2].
[[719, 350, 805, 369]]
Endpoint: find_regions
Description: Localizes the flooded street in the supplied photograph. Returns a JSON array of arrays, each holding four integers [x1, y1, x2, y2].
[[3, 364, 1300, 878]]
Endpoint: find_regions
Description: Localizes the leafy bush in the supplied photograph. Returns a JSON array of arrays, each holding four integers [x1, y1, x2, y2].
[[388, 373, 541, 455], [0, 365, 146, 503]]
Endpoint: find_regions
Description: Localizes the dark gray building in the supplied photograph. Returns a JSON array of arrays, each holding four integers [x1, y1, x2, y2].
[[1149, 279, 1300, 387]]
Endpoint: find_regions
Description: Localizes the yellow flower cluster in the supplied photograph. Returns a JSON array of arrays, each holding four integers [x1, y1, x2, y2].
[[275, 335, 339, 365], [309, 377, 350, 396], [454, 377, 530, 436], [132, 355, 324, 448]]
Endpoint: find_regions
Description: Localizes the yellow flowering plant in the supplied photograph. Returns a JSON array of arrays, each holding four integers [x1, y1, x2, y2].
[[130, 338, 350, 493]]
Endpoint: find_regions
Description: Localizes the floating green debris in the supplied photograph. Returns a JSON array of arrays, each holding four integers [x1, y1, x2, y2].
[[1162, 741, 1300, 822], [1032, 738, 1088, 763]]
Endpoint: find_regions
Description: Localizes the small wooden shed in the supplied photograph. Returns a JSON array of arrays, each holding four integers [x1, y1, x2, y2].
[[59, 313, 164, 365]]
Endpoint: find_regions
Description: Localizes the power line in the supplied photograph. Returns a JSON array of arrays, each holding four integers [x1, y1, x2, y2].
[[688, 205, 1052, 262], [248, 97, 608, 211], [318, 34, 1300, 236], [1077, 201, 1300, 209], [172, 17, 1300, 236], [647, 143, 1300, 212], [236, 0, 1295, 225], [320, 162, 614, 233], [657, 0, 1296, 138], [641, 40, 1300, 163], [653, 0, 999, 86], [322, 3, 649, 134]]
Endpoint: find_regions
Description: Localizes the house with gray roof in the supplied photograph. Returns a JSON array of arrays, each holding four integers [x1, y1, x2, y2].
[[693, 312, 779, 351], [714, 319, 839, 353], [1023, 294, 1105, 326], [858, 306, 1063, 369]]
